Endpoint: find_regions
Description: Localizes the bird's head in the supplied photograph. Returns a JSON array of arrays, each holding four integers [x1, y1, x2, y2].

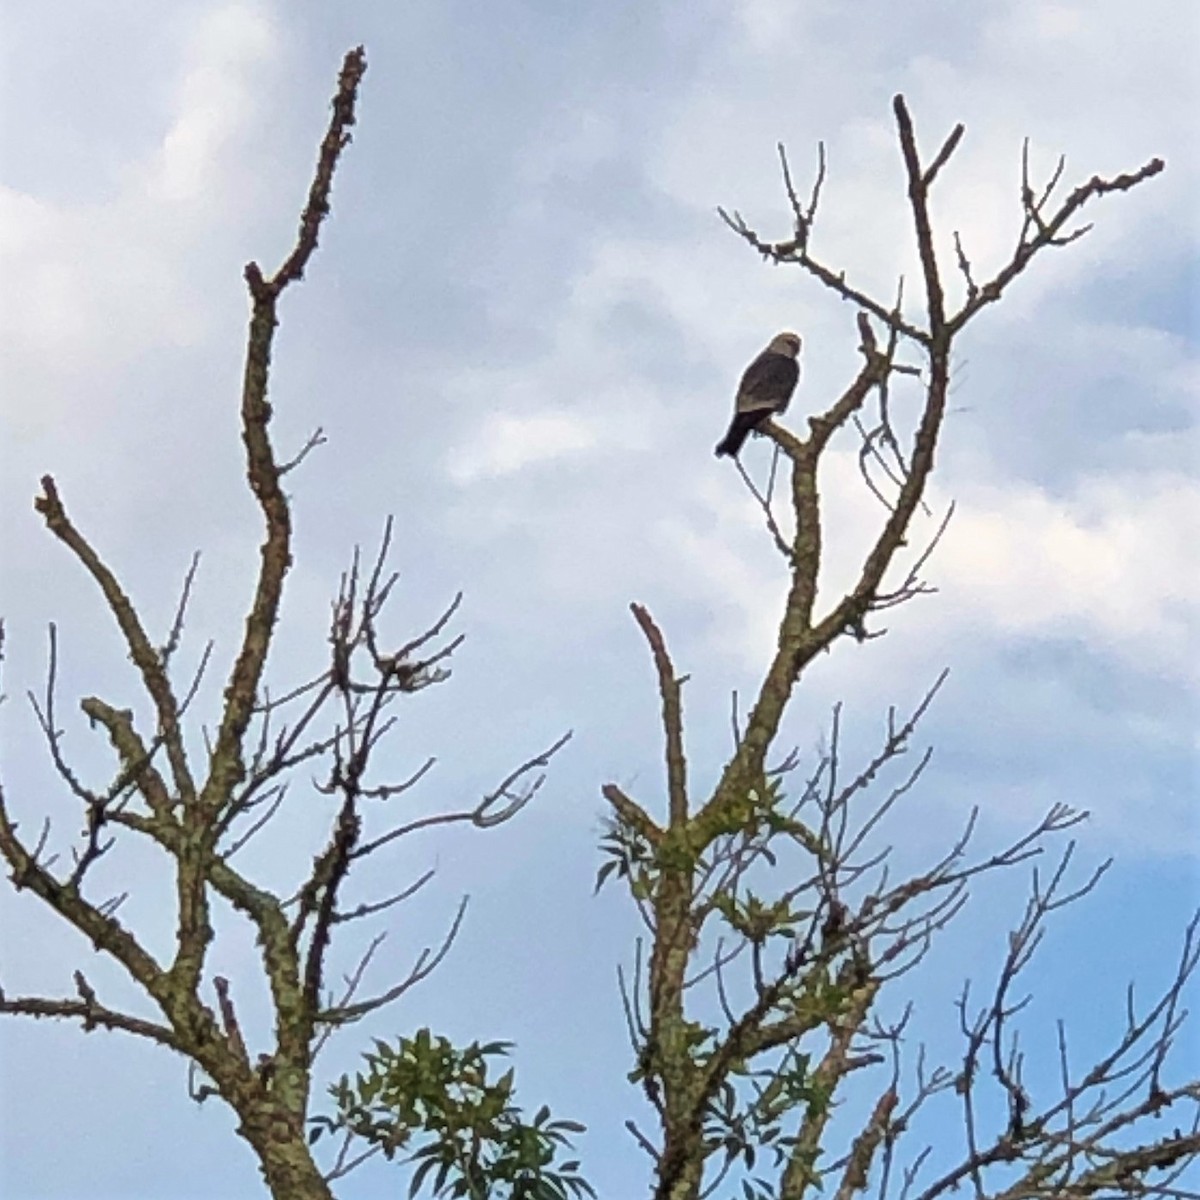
[[768, 332, 802, 358]]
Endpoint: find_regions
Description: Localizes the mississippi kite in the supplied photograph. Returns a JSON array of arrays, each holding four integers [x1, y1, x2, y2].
[[714, 332, 802, 457]]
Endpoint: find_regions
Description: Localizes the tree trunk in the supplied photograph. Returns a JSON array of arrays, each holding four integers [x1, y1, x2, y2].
[[239, 1104, 334, 1200]]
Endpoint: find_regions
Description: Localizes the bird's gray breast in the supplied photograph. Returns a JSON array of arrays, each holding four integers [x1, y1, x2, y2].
[[736, 351, 800, 414]]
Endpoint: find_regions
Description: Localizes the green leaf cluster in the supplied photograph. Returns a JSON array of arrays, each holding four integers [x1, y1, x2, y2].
[[312, 1029, 594, 1200]]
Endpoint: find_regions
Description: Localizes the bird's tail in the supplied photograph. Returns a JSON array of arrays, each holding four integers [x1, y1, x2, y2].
[[714, 412, 760, 457]]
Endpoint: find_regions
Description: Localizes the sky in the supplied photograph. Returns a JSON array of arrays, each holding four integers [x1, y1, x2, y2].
[[0, 1, 1197, 1197]]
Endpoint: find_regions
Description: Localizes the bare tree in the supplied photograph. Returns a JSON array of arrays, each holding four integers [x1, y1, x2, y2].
[[0, 48, 571, 1200], [599, 97, 1197, 1199]]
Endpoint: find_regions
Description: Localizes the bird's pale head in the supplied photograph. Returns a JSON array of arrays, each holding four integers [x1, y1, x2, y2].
[[767, 332, 802, 358]]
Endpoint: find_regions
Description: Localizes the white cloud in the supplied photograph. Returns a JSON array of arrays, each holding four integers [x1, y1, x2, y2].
[[645, 0, 1194, 339], [152, 5, 279, 204], [944, 471, 1199, 682], [447, 411, 600, 482], [666, 445, 1198, 686], [0, 3, 282, 435]]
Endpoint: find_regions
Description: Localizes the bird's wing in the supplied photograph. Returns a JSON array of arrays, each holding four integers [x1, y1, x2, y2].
[[736, 352, 799, 415]]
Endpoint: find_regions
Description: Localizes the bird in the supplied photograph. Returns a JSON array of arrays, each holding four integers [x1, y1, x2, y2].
[[714, 332, 802, 457]]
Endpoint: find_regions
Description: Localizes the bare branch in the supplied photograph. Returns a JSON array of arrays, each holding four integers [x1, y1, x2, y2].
[[214, 976, 250, 1067], [161, 551, 201, 668], [279, 427, 328, 476], [353, 731, 571, 859], [892, 95, 947, 333], [316, 897, 468, 1027], [718, 205, 930, 345], [0, 975, 180, 1049], [312, 932, 386, 1060], [33, 479, 196, 804], [735, 454, 794, 560], [206, 46, 368, 816], [630, 603, 689, 825], [921, 122, 966, 188], [948, 150, 1164, 333]]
